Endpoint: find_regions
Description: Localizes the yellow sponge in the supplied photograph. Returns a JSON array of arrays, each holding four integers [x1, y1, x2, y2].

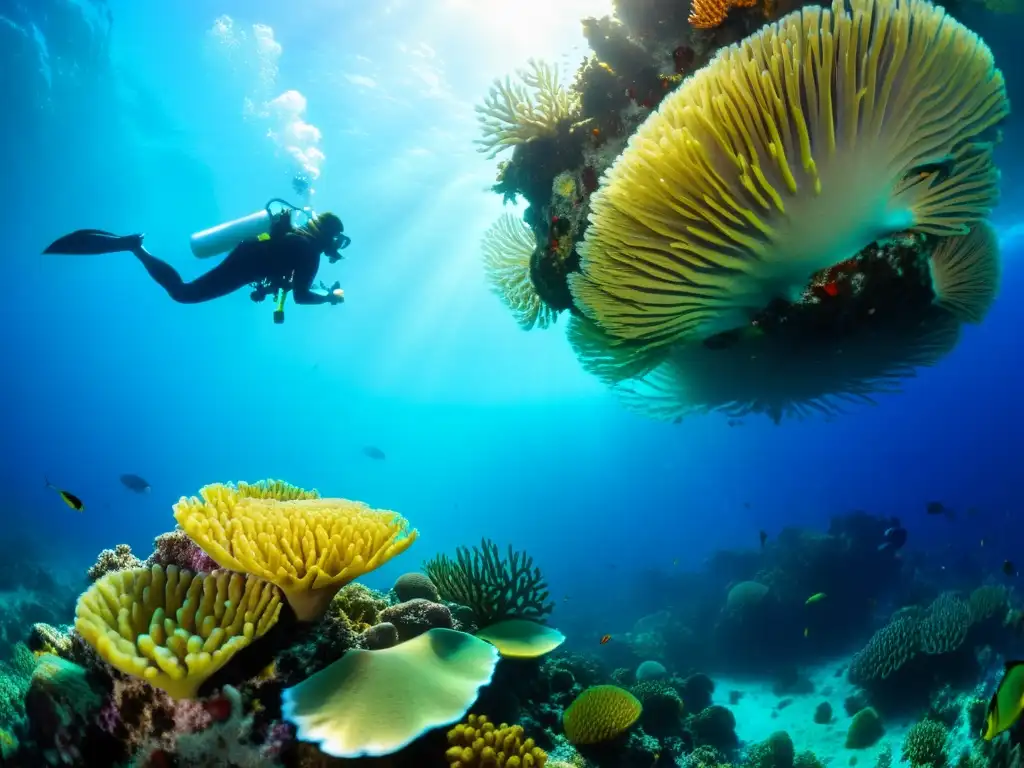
[[562, 685, 642, 745], [75, 565, 282, 699], [174, 482, 418, 622], [446, 714, 548, 767]]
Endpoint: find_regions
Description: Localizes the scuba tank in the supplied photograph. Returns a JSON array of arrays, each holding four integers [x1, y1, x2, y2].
[[189, 198, 315, 259]]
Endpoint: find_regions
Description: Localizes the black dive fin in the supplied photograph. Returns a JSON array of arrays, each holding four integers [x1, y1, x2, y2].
[[43, 229, 141, 255]]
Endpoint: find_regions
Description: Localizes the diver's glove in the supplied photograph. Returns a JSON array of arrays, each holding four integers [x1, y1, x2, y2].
[[319, 280, 345, 305]]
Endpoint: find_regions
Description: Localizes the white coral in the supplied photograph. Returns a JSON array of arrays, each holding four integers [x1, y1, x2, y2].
[[475, 59, 576, 158]]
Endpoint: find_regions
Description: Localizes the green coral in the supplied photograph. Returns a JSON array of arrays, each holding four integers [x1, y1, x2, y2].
[[424, 538, 553, 626], [845, 707, 885, 749], [794, 751, 825, 768], [850, 592, 984, 683], [0, 643, 36, 728], [746, 731, 795, 768], [919, 595, 972, 655], [902, 719, 949, 768], [969, 585, 1008, 622], [849, 615, 920, 682], [331, 583, 388, 631], [690, 745, 729, 768]]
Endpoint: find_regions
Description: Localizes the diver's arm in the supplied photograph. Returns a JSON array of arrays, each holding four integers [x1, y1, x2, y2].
[[290, 242, 339, 305]]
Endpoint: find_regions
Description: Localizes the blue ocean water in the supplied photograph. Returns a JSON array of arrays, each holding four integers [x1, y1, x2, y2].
[[2, 0, 1023, 626], [0, 1, 1023, 763]]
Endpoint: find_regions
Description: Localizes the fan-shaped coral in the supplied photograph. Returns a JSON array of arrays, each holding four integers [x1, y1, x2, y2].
[[445, 713, 548, 767], [562, 685, 642, 745], [569, 0, 1008, 348], [475, 59, 577, 158], [174, 482, 417, 622], [929, 223, 1001, 323], [566, 315, 667, 385], [281, 628, 500, 759], [614, 307, 962, 423], [75, 565, 283, 699], [482, 214, 556, 331]]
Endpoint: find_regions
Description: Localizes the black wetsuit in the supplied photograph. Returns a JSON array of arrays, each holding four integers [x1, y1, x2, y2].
[[133, 232, 333, 305]]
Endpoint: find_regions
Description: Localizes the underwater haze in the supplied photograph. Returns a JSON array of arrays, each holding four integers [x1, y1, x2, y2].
[[2, 0, 1024, 765]]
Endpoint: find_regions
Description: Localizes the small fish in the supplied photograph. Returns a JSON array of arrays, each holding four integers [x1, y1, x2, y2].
[[982, 661, 1024, 740], [362, 445, 386, 461], [981, 539, 985, 548], [926, 501, 950, 516], [760, 530, 768, 549], [119, 473, 151, 493], [878, 526, 908, 552], [743, 502, 751, 509], [45, 476, 84, 512], [1004, 560, 1017, 577], [599, 634, 612, 645], [804, 627, 809, 638], [672, 558, 679, 567], [806, 592, 827, 605]]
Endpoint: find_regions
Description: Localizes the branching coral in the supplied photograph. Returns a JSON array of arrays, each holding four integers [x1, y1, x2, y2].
[[476, 59, 578, 158], [569, 0, 1008, 348], [425, 538, 554, 627], [481, 214, 556, 331]]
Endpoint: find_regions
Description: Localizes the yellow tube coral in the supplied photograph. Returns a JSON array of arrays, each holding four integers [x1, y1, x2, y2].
[[174, 482, 418, 622], [570, 0, 1008, 348], [74, 565, 282, 699], [446, 714, 548, 767]]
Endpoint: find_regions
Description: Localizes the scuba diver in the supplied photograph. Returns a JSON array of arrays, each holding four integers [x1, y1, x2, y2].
[[43, 201, 351, 315]]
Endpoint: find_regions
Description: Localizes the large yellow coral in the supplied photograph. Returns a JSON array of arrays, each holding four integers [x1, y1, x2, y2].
[[569, 0, 1008, 348], [75, 565, 282, 699], [174, 482, 417, 622], [562, 685, 642, 745], [482, 214, 557, 331], [446, 714, 548, 767]]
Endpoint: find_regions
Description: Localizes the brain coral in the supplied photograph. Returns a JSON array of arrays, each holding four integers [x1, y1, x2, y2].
[[563, 685, 642, 745], [569, 0, 1007, 347]]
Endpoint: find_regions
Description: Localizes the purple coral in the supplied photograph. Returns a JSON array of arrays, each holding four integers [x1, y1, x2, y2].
[[87, 544, 143, 581], [147, 529, 218, 573]]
